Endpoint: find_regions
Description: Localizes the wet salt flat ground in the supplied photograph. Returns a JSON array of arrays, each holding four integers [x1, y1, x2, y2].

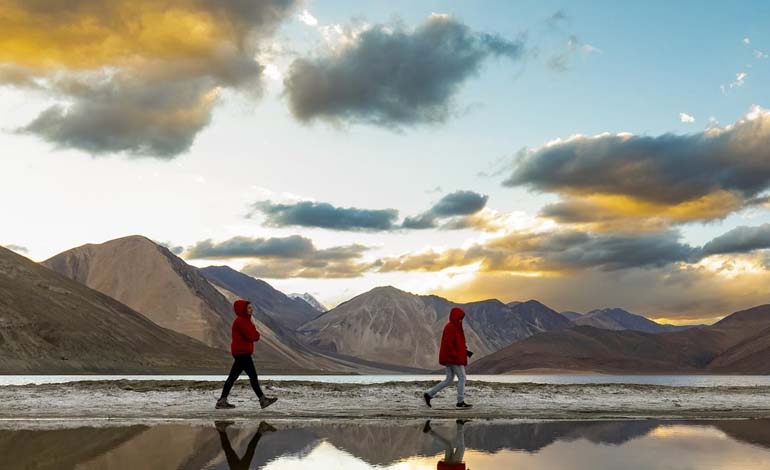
[[3, 418, 770, 469], [4, 374, 770, 387]]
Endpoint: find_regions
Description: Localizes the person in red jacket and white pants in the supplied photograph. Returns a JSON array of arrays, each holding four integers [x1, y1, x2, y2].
[[424, 307, 473, 409], [216, 300, 278, 410]]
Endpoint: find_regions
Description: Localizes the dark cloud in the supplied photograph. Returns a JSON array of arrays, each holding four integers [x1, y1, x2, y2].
[[250, 192, 487, 232], [187, 235, 314, 259], [506, 108, 770, 226], [702, 223, 770, 255], [21, 76, 219, 157], [186, 235, 373, 278], [507, 109, 770, 204], [284, 14, 524, 127], [251, 201, 399, 231], [402, 190, 488, 229], [379, 229, 698, 274], [3, 0, 298, 158]]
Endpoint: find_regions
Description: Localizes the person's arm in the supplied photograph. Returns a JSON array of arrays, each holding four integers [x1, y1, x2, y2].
[[455, 330, 466, 361], [237, 318, 261, 343], [442, 326, 457, 360]]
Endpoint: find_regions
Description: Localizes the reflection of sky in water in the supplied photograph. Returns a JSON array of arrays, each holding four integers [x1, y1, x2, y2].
[[263, 424, 770, 470], [4, 420, 770, 469]]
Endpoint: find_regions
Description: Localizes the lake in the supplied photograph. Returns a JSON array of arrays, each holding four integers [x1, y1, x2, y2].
[[2, 374, 770, 387], [3, 418, 770, 469]]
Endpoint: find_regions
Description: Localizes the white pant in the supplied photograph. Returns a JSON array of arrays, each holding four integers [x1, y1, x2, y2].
[[426, 365, 466, 403]]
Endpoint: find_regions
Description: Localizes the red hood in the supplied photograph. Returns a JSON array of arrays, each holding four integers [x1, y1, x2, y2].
[[233, 300, 251, 317], [449, 307, 465, 326]]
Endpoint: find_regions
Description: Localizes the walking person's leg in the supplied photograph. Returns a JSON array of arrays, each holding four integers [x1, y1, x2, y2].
[[426, 366, 456, 397], [215, 423, 240, 468], [453, 365, 466, 405], [242, 355, 278, 409], [240, 355, 264, 398], [424, 422, 454, 462], [453, 420, 466, 462], [217, 357, 245, 408]]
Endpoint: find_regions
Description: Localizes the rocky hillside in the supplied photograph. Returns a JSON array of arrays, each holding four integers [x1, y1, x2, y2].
[[0, 246, 230, 373]]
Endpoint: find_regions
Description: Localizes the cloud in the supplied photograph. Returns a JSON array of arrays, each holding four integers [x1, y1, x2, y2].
[[378, 229, 698, 274], [250, 200, 399, 231], [755, 50, 769, 60], [249, 191, 488, 232], [743, 37, 751, 45], [505, 107, 770, 227], [2, 244, 28, 254], [158, 241, 185, 255], [547, 35, 601, 72], [187, 235, 373, 279], [20, 74, 221, 157], [297, 9, 318, 26], [1, 0, 298, 157], [702, 223, 770, 255], [723, 72, 747, 93], [546, 9, 570, 30], [283, 14, 525, 127], [402, 190, 488, 229], [187, 235, 315, 259], [432, 263, 770, 324], [679, 112, 695, 123]]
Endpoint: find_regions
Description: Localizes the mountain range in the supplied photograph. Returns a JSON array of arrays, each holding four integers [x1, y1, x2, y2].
[[569, 308, 699, 333], [470, 304, 770, 374], [42, 236, 362, 373], [3, 234, 769, 374], [298, 287, 573, 370]]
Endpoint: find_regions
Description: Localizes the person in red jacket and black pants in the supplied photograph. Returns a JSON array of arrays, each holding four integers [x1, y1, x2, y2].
[[424, 307, 473, 409], [216, 300, 278, 410]]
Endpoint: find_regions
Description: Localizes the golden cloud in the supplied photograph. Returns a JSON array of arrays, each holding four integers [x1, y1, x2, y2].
[[1, 0, 298, 157], [0, 0, 289, 70]]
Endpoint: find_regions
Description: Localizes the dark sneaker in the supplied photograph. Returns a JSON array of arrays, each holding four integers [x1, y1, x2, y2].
[[259, 396, 278, 409], [258, 421, 277, 434], [216, 399, 235, 409], [423, 392, 433, 408], [456, 402, 473, 409], [422, 420, 432, 433]]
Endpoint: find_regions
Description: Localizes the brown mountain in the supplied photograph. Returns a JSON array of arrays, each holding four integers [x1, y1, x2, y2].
[[299, 286, 571, 370], [470, 304, 770, 374], [43, 236, 355, 373], [44, 235, 232, 349], [573, 307, 700, 333], [0, 246, 230, 373], [200, 265, 319, 330]]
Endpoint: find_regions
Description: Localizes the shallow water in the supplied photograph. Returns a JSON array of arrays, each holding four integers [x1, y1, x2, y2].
[[3, 374, 770, 387], [3, 419, 770, 469]]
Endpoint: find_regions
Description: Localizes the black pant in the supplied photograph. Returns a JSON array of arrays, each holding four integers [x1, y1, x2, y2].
[[218, 429, 263, 470], [220, 354, 264, 399]]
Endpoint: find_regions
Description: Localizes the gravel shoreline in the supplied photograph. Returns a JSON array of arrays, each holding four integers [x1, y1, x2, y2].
[[2, 380, 770, 421]]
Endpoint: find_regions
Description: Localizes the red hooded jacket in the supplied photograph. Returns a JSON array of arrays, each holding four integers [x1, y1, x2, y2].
[[230, 300, 260, 356], [438, 307, 467, 366]]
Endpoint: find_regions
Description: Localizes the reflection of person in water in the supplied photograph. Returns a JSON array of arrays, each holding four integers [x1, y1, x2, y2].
[[215, 421, 276, 470], [423, 419, 468, 470]]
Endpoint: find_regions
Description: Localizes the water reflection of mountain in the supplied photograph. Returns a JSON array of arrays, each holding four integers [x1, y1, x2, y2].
[[2, 419, 770, 469]]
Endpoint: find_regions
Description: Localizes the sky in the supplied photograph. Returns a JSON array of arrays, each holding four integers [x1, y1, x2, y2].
[[2, 0, 770, 323]]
